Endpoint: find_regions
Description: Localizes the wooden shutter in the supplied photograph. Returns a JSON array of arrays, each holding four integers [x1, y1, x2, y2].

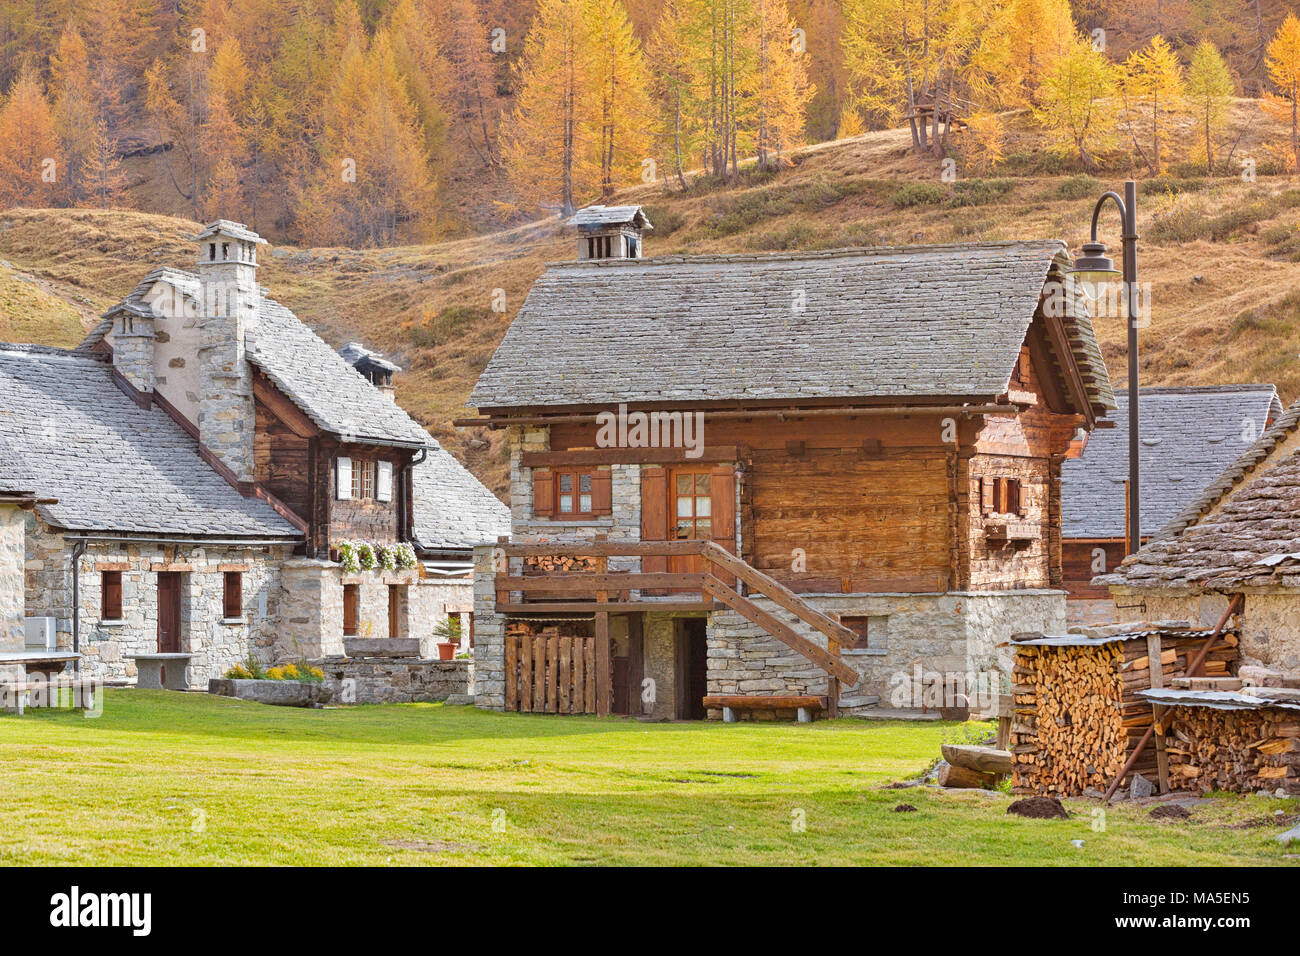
[[590, 468, 612, 515], [223, 572, 242, 619], [533, 469, 554, 517], [980, 477, 994, 516], [377, 460, 394, 502], [343, 584, 358, 636], [1008, 478, 1023, 517], [336, 457, 352, 500], [102, 571, 122, 620], [709, 465, 737, 588], [640, 466, 669, 576]]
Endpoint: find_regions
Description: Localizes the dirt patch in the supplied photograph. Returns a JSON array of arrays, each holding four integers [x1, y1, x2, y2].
[[1150, 804, 1192, 820], [1007, 796, 1070, 819], [1226, 812, 1300, 830], [892, 803, 918, 813], [382, 839, 482, 854]]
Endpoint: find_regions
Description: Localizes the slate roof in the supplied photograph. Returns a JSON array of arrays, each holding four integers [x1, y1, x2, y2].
[[1063, 385, 1280, 539], [249, 298, 429, 447], [567, 205, 653, 231], [411, 440, 510, 552], [0, 346, 300, 538], [338, 341, 401, 373], [469, 241, 1115, 414], [1097, 395, 1300, 591]]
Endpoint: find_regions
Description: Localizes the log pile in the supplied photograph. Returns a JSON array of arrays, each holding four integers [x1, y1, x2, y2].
[[1162, 706, 1300, 796], [523, 554, 599, 573], [1010, 626, 1240, 796]]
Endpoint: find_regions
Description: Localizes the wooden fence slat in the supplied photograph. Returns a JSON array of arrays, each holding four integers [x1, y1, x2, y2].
[[559, 637, 571, 714], [572, 637, 585, 713], [519, 636, 532, 713], [532, 637, 546, 712], [547, 635, 559, 713], [505, 634, 518, 711], [583, 638, 596, 713]]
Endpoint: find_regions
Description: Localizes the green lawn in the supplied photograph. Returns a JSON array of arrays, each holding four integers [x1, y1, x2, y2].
[[0, 690, 1294, 866]]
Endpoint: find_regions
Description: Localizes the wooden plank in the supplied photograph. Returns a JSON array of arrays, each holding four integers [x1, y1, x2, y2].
[[532, 637, 546, 712], [595, 612, 611, 717], [496, 600, 718, 614], [702, 543, 859, 648], [546, 635, 559, 713], [521, 446, 739, 467], [505, 635, 518, 712], [1147, 631, 1171, 794], [583, 637, 596, 713], [498, 573, 707, 593], [703, 695, 829, 710], [519, 637, 532, 713], [559, 636, 571, 714], [704, 577, 859, 686], [572, 637, 585, 713], [502, 540, 706, 558]]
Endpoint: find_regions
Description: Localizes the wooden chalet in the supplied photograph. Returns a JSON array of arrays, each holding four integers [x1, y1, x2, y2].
[[460, 210, 1116, 720]]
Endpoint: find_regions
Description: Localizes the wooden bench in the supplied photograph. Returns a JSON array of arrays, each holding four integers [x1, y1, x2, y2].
[[703, 695, 829, 724]]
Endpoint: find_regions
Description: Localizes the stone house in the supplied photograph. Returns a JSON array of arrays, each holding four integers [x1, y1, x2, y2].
[[0, 220, 507, 689], [460, 209, 1115, 720], [1060, 384, 1279, 625]]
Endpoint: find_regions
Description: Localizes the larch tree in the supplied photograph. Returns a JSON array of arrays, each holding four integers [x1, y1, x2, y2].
[[585, 0, 654, 196], [80, 117, 129, 209], [423, 0, 501, 167], [49, 25, 96, 204], [1032, 32, 1117, 171], [1263, 13, 1300, 172], [1185, 39, 1233, 174], [502, 0, 595, 214], [753, 0, 813, 170], [1120, 35, 1185, 175], [647, 0, 702, 189], [0, 66, 68, 209]]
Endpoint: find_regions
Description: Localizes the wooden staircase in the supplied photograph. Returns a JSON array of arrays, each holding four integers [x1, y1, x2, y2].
[[494, 539, 860, 687]]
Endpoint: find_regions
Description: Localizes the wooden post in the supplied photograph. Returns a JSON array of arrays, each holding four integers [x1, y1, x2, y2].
[[827, 640, 841, 719], [1146, 631, 1170, 793], [628, 614, 645, 716], [595, 611, 611, 717]]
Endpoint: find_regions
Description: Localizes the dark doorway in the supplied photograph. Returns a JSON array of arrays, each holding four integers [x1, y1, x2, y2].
[[674, 617, 708, 720], [157, 572, 183, 653]]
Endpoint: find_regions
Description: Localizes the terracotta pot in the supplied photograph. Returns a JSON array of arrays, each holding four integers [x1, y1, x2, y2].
[[437, 642, 457, 661]]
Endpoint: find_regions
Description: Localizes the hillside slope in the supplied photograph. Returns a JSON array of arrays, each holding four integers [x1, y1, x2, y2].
[[5, 117, 1300, 497]]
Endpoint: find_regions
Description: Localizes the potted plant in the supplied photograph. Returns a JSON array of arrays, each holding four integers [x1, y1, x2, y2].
[[433, 617, 462, 661]]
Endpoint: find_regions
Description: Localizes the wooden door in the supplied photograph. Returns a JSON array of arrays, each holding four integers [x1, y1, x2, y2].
[[157, 572, 182, 653], [674, 617, 708, 720]]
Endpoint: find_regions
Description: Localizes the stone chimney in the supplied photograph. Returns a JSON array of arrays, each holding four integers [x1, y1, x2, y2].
[[194, 220, 266, 482], [338, 341, 400, 403], [567, 205, 653, 260], [108, 306, 155, 396]]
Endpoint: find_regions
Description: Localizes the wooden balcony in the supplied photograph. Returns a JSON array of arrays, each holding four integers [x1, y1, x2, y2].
[[493, 539, 860, 688]]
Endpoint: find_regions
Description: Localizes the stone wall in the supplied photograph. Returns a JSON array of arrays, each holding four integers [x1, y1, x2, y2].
[[471, 545, 506, 709], [319, 656, 471, 704], [22, 518, 292, 686], [1, 503, 25, 653]]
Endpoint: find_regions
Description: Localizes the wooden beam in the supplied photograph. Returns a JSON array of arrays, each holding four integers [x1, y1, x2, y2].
[[1041, 312, 1096, 429], [496, 601, 717, 614], [521, 446, 739, 467], [253, 370, 321, 439], [1146, 631, 1171, 793], [703, 695, 829, 711], [500, 540, 706, 558], [701, 542, 860, 649], [1024, 322, 1070, 416], [497, 572, 706, 593], [456, 403, 1022, 429], [704, 577, 859, 686], [595, 611, 611, 717]]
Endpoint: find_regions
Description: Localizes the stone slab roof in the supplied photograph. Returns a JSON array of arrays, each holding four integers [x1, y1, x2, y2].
[[469, 241, 1114, 413], [411, 438, 509, 552], [250, 298, 429, 447], [1063, 385, 1280, 540], [567, 205, 652, 231], [1097, 395, 1300, 590], [0, 346, 299, 538]]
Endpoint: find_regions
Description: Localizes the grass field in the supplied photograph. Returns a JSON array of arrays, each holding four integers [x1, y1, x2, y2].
[[0, 690, 1295, 866]]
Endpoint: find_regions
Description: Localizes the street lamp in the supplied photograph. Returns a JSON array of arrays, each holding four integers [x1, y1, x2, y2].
[[1072, 180, 1140, 557]]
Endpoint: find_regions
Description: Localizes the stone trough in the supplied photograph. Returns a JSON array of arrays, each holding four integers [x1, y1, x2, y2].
[[208, 678, 333, 707]]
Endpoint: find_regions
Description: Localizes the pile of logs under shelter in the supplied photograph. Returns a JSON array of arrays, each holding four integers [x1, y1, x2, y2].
[[1009, 621, 1240, 796]]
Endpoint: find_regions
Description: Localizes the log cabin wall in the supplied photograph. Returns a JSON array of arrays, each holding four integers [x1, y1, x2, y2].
[[254, 399, 312, 520]]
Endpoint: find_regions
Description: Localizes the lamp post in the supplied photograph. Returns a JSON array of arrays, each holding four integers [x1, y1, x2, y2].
[[1072, 180, 1140, 556]]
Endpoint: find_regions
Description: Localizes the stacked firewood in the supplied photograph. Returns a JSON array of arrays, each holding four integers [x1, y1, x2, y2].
[[1163, 707, 1300, 795], [1010, 643, 1127, 796], [1011, 629, 1240, 796], [523, 554, 598, 573]]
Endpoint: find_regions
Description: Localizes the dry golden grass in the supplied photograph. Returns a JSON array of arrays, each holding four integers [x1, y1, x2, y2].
[[4, 102, 1300, 496]]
